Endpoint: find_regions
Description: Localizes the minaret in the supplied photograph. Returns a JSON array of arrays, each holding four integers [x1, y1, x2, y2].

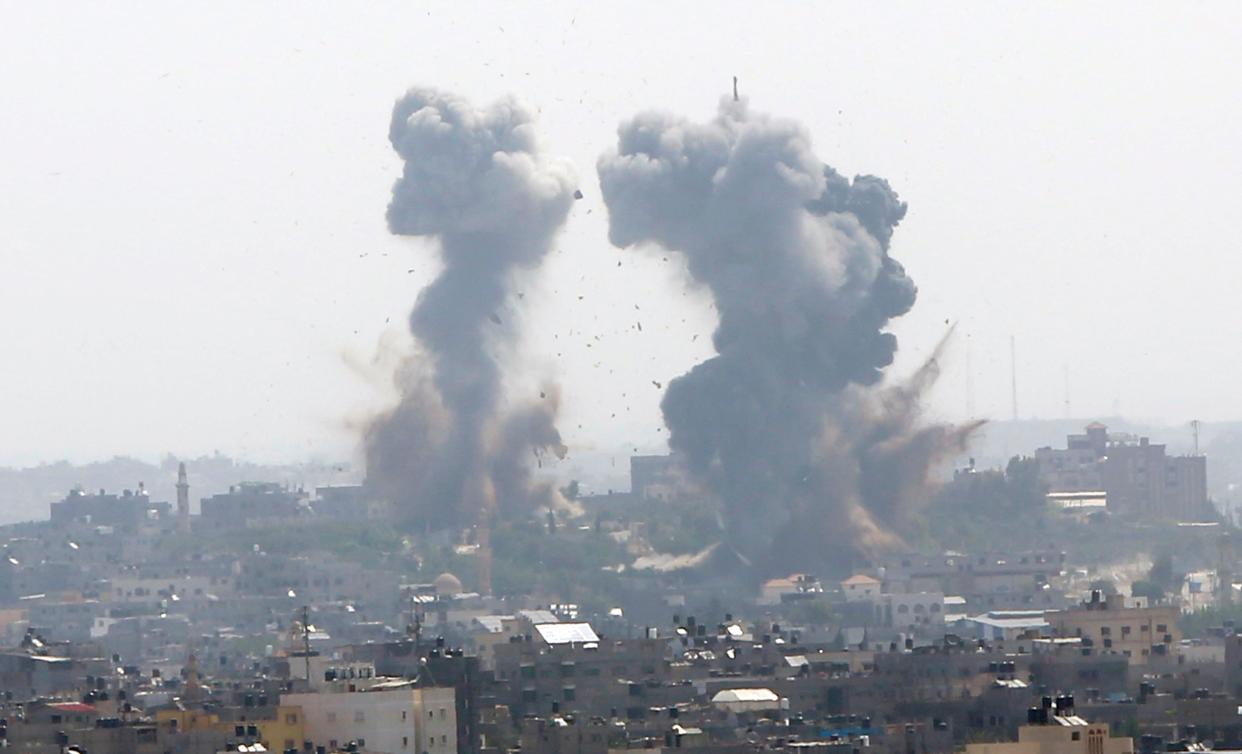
[[183, 650, 203, 702], [176, 462, 190, 535]]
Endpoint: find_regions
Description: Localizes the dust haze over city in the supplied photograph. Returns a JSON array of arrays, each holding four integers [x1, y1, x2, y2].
[[4, 5, 1242, 754]]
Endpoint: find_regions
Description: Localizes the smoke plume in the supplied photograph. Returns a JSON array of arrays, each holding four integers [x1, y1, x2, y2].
[[365, 88, 575, 531], [598, 97, 974, 572]]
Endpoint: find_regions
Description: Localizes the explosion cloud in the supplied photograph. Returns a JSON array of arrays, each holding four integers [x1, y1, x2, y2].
[[365, 88, 574, 531], [598, 97, 973, 573]]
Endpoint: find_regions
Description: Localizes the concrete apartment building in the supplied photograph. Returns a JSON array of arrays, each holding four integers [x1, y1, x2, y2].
[[199, 481, 306, 530], [1036, 423, 1207, 520], [965, 698, 1133, 754], [1049, 592, 1179, 665], [881, 551, 1067, 612], [491, 625, 669, 719], [50, 486, 172, 530], [283, 682, 457, 754]]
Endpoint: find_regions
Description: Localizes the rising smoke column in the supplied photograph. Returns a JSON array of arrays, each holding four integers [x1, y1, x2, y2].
[[598, 97, 972, 573], [365, 89, 575, 530]]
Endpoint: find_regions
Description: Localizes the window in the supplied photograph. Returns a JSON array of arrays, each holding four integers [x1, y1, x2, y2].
[[285, 713, 298, 725], [563, 687, 576, 701], [402, 710, 407, 721], [1100, 626, 1110, 636], [1072, 732, 1081, 741], [428, 710, 434, 719], [403, 736, 408, 748], [327, 711, 337, 723], [354, 710, 365, 723], [439, 708, 446, 718], [1157, 624, 1168, 633], [1121, 626, 1131, 636]]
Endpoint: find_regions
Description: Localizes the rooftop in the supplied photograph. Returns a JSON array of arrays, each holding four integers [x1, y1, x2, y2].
[[534, 622, 599, 645]]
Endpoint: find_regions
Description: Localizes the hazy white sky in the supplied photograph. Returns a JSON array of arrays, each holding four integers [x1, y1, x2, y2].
[[3, 2, 1241, 467]]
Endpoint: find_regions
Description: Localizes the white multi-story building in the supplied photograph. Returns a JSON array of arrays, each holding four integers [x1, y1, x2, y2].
[[283, 682, 456, 754]]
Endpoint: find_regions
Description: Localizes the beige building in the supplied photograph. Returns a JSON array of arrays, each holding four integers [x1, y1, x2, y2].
[[966, 703, 1132, 754], [759, 573, 821, 605], [1049, 592, 1179, 665]]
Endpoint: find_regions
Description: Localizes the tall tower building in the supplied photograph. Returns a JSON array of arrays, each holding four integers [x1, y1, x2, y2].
[[176, 462, 190, 535]]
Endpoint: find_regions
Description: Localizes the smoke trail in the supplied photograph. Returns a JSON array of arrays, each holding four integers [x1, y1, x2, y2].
[[365, 88, 575, 530], [598, 97, 973, 572]]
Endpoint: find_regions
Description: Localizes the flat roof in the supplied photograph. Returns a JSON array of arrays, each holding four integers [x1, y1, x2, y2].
[[535, 622, 599, 645]]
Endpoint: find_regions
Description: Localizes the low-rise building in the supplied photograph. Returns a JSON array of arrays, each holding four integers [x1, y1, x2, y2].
[[964, 698, 1132, 754]]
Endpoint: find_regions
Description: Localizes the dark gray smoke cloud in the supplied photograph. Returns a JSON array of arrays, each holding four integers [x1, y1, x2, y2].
[[598, 97, 974, 572], [366, 88, 574, 530]]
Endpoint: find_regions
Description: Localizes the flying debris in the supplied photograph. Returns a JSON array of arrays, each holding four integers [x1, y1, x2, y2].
[[364, 88, 576, 533], [598, 95, 976, 574]]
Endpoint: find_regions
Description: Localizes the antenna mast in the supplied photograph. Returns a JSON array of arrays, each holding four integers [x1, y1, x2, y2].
[[301, 605, 311, 684], [1010, 336, 1018, 421], [1063, 365, 1071, 419], [965, 335, 975, 418]]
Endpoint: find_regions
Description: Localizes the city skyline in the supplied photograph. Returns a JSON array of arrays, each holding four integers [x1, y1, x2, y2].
[[4, 3, 1241, 466]]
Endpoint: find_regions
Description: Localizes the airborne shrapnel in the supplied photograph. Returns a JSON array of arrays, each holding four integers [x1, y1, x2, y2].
[[598, 96, 975, 573], [366, 88, 575, 530]]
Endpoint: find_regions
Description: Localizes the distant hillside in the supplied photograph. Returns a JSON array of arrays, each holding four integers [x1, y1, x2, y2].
[[0, 454, 360, 525]]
